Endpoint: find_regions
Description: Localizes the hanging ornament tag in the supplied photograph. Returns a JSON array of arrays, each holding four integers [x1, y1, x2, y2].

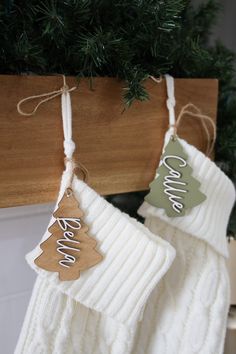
[[34, 189, 103, 281], [145, 136, 206, 217]]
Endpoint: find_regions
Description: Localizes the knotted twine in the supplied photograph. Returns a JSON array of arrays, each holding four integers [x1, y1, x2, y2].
[[150, 74, 217, 156], [17, 75, 89, 184]]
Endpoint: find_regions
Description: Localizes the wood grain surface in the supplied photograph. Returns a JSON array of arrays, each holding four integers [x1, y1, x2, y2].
[[0, 75, 218, 207]]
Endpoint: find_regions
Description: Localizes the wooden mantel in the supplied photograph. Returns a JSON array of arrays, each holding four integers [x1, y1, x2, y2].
[[0, 75, 218, 207]]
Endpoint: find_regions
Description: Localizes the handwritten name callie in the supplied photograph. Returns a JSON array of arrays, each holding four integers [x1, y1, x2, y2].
[[56, 217, 82, 268], [162, 154, 187, 214]]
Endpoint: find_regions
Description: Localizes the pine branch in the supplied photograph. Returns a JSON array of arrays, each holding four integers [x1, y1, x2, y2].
[[0, 0, 235, 232]]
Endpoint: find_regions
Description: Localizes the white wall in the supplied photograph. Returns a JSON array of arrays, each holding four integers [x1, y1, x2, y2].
[[0, 203, 54, 354]]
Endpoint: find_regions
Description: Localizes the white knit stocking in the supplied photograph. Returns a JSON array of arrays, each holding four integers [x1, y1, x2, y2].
[[135, 135, 235, 354], [132, 218, 230, 354], [16, 277, 136, 354], [15, 167, 175, 354], [15, 79, 175, 354]]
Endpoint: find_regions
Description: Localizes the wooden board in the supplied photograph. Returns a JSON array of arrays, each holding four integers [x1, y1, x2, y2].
[[0, 75, 218, 207]]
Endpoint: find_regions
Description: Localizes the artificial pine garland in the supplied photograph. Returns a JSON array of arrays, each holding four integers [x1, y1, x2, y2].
[[0, 0, 235, 233]]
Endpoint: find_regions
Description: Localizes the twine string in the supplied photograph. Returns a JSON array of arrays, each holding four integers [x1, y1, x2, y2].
[[64, 157, 89, 186], [151, 75, 217, 156], [17, 75, 88, 183], [17, 75, 77, 116], [172, 103, 216, 156], [149, 75, 162, 83]]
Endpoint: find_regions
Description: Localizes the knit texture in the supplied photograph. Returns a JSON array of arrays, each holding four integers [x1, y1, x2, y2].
[[15, 161, 175, 353], [16, 132, 235, 354], [139, 131, 235, 258], [132, 218, 230, 354], [16, 277, 137, 354], [136, 132, 235, 354]]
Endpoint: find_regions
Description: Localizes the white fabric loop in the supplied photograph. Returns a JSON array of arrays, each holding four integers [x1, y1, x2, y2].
[[63, 140, 76, 159], [166, 97, 176, 110], [165, 74, 176, 134], [61, 90, 76, 159]]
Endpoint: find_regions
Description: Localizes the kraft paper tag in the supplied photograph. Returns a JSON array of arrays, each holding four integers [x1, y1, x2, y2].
[[35, 190, 103, 281]]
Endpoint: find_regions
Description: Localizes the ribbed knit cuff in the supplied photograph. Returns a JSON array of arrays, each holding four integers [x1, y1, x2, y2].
[[26, 165, 175, 327], [139, 130, 235, 258]]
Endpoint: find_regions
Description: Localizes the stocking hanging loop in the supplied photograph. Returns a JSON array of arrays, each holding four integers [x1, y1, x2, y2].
[[165, 74, 176, 135], [61, 82, 76, 160], [164, 74, 216, 156], [16, 75, 86, 178]]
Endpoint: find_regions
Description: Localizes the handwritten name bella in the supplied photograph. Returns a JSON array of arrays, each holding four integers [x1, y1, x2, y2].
[[162, 155, 187, 214], [56, 217, 82, 268]]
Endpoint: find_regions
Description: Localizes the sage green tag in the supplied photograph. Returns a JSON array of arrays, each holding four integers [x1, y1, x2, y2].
[[145, 137, 206, 217]]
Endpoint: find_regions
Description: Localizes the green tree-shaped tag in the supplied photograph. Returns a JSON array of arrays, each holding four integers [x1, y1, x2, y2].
[[145, 137, 206, 217]]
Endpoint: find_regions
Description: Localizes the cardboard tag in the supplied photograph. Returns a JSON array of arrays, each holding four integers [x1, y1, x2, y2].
[[145, 137, 206, 217], [34, 190, 103, 281]]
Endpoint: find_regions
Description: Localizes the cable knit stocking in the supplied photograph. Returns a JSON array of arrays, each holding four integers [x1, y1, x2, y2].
[[135, 134, 235, 354], [15, 162, 175, 354], [15, 79, 176, 354]]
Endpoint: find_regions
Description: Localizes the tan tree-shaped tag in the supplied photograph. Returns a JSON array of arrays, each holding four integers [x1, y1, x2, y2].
[[34, 189, 103, 281], [145, 137, 206, 217]]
